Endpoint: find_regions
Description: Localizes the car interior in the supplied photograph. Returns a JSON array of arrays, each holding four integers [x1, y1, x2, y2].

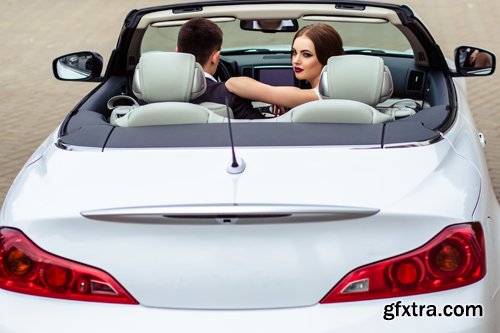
[[56, 3, 454, 149]]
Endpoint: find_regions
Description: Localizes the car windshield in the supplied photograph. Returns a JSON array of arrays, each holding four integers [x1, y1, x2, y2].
[[141, 18, 412, 56]]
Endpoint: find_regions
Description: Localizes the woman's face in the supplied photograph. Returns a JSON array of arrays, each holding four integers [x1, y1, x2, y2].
[[291, 35, 323, 87]]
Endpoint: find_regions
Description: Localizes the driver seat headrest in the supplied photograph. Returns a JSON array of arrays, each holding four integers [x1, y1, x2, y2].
[[132, 51, 206, 103]]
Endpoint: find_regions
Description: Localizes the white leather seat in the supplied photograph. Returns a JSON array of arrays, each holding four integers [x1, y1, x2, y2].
[[282, 55, 394, 124], [279, 99, 392, 124], [111, 51, 224, 127], [318, 54, 394, 106], [199, 102, 235, 119]]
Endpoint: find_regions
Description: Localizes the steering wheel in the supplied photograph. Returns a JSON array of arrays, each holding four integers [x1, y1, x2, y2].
[[215, 58, 233, 82]]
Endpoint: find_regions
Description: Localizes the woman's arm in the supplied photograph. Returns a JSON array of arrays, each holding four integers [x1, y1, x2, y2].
[[225, 76, 318, 109]]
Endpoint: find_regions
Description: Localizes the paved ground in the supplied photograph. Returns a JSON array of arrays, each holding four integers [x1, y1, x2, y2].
[[0, 0, 499, 206]]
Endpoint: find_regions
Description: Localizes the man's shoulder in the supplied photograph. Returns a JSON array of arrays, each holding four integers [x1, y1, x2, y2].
[[205, 78, 225, 90], [204, 79, 230, 100]]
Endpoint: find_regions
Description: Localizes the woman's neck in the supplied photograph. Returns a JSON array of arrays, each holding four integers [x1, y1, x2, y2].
[[309, 77, 320, 89]]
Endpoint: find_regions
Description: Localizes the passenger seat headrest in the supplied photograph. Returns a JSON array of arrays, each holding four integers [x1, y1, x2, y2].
[[319, 55, 393, 106], [132, 51, 206, 103]]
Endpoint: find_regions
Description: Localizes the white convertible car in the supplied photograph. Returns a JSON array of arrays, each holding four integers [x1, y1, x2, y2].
[[1, 0, 498, 332]]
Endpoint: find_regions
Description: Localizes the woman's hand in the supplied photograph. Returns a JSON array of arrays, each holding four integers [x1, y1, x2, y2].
[[271, 105, 287, 116]]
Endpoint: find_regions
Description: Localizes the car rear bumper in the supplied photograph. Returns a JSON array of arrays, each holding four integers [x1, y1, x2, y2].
[[0, 279, 496, 333]]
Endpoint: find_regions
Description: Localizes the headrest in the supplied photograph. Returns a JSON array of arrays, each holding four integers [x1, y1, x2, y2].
[[132, 51, 206, 103], [319, 55, 393, 106]]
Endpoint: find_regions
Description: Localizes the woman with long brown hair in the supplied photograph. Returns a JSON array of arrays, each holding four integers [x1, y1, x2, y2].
[[225, 23, 344, 113]]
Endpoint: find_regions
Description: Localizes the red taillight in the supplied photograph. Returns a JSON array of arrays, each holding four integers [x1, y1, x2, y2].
[[321, 222, 486, 303], [0, 227, 138, 304]]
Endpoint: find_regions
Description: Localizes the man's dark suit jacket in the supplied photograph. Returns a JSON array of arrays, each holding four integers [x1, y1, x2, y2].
[[191, 79, 265, 119]]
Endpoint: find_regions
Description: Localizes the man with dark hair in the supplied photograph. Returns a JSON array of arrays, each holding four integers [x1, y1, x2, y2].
[[177, 18, 264, 119]]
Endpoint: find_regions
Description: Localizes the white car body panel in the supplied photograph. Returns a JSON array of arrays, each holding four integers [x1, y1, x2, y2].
[[1, 108, 487, 309], [4, 120, 480, 224], [0, 281, 495, 333]]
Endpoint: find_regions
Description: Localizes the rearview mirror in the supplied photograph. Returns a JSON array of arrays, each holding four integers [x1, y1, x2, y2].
[[454, 46, 496, 76], [240, 19, 299, 32], [52, 51, 103, 82]]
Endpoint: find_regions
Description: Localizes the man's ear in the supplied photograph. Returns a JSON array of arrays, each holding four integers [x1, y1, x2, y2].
[[211, 50, 221, 64], [176, 46, 179, 52]]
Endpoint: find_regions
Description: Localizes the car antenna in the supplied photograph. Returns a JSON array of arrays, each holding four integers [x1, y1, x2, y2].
[[225, 95, 246, 174]]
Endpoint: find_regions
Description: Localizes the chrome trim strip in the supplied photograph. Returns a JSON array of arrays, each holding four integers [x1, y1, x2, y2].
[[59, 139, 440, 152], [382, 141, 432, 148], [81, 203, 379, 224]]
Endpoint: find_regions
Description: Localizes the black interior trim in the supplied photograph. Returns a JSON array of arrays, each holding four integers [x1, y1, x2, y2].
[[102, 123, 385, 149]]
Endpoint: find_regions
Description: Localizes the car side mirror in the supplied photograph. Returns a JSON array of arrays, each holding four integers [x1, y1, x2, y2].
[[454, 46, 496, 76], [240, 19, 298, 32], [52, 51, 103, 82]]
